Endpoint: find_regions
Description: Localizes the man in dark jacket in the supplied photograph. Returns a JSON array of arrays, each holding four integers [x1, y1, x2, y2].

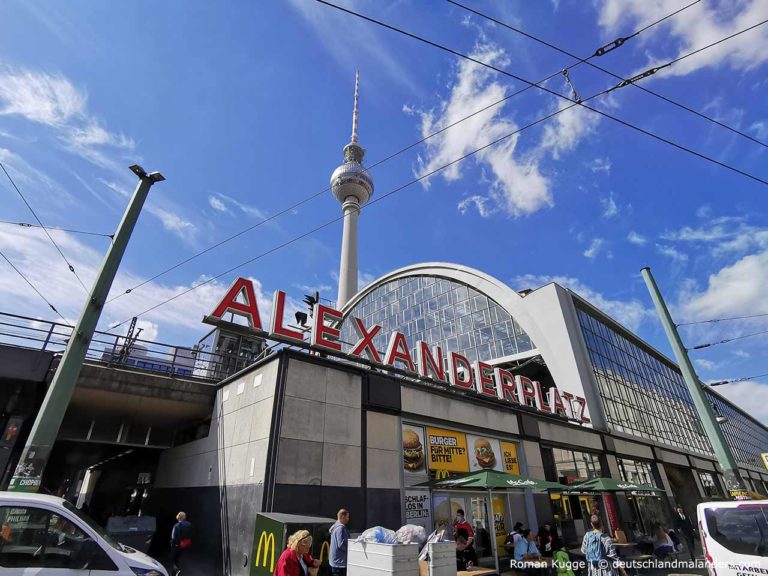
[[329, 509, 350, 576], [674, 505, 696, 559]]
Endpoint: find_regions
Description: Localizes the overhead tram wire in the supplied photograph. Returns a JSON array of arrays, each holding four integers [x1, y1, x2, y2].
[[105, 2, 696, 306], [0, 248, 72, 327], [0, 162, 90, 294], [709, 372, 768, 387], [316, 0, 768, 187], [691, 329, 768, 350], [447, 0, 768, 150], [108, 30, 763, 332], [0, 219, 113, 239], [678, 312, 768, 326]]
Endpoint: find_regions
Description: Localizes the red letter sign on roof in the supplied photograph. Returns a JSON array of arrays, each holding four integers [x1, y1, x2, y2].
[[210, 277, 263, 330]]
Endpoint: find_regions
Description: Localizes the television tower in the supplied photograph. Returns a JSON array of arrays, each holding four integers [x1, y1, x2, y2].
[[330, 72, 374, 308]]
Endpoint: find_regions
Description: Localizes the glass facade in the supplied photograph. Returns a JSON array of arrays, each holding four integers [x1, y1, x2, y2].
[[617, 458, 655, 486], [552, 447, 602, 485], [706, 390, 768, 470], [698, 471, 721, 498], [576, 307, 711, 455], [340, 275, 535, 367]]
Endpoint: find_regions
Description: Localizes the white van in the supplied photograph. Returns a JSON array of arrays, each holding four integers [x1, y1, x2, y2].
[[697, 500, 768, 576], [0, 492, 168, 575]]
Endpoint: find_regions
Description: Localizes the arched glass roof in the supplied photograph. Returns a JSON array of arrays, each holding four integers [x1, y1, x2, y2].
[[339, 274, 535, 365]]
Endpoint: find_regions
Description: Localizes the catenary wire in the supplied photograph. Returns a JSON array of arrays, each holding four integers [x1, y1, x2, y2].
[[107, 27, 754, 332], [0, 161, 90, 293], [678, 312, 768, 326], [0, 248, 71, 326], [709, 372, 768, 386], [0, 219, 113, 239], [105, 1, 696, 305], [446, 0, 768, 149], [316, 0, 768, 187], [691, 329, 768, 350]]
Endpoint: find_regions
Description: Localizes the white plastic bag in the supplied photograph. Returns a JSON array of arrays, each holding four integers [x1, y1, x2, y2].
[[357, 526, 397, 544], [395, 524, 427, 546]]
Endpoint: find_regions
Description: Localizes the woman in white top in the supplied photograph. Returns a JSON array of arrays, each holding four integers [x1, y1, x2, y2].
[[652, 524, 675, 558]]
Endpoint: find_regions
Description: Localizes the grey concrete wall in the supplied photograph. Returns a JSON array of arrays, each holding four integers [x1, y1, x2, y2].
[[154, 357, 280, 489], [538, 420, 602, 451], [274, 359, 362, 488], [401, 386, 520, 436], [612, 438, 654, 460], [366, 411, 400, 490]]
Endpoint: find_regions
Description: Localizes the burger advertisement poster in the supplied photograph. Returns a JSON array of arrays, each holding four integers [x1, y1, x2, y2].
[[425, 427, 469, 473], [467, 435, 502, 472], [402, 426, 426, 474]]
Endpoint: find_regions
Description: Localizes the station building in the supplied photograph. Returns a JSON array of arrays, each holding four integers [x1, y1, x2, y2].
[[151, 262, 768, 575]]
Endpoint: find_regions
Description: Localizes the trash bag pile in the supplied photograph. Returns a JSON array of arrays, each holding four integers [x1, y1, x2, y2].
[[394, 524, 427, 546], [356, 526, 397, 544], [355, 524, 428, 545]]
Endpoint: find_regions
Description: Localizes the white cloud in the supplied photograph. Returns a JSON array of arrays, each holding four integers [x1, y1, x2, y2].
[[214, 193, 266, 220], [286, 0, 415, 91], [596, 0, 768, 77], [627, 231, 647, 245], [358, 271, 377, 290], [589, 157, 612, 174], [135, 320, 159, 342], [717, 381, 768, 425], [414, 43, 553, 217], [750, 120, 768, 141], [0, 68, 85, 126], [601, 192, 618, 218], [656, 244, 688, 263], [208, 195, 229, 213], [539, 102, 600, 160], [583, 238, 605, 259], [661, 221, 768, 257], [458, 195, 496, 217], [680, 249, 768, 321], [514, 274, 652, 331], [0, 227, 299, 344], [695, 358, 720, 371]]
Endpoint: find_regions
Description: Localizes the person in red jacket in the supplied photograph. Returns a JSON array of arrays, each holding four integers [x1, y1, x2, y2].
[[274, 530, 321, 576]]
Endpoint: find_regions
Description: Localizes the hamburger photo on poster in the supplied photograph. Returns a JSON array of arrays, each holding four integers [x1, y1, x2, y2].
[[402, 426, 425, 473], [468, 435, 503, 471]]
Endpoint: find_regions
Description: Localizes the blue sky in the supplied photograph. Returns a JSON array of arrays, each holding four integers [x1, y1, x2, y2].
[[0, 1, 766, 419]]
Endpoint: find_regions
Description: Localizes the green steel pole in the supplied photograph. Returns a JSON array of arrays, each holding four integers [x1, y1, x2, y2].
[[640, 266, 746, 497], [8, 165, 164, 492]]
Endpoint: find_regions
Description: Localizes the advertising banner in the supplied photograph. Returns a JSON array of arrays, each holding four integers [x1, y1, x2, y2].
[[402, 425, 426, 474], [500, 441, 520, 475], [762, 452, 768, 472], [405, 490, 433, 531], [492, 496, 507, 549], [426, 427, 469, 474], [467, 435, 503, 472]]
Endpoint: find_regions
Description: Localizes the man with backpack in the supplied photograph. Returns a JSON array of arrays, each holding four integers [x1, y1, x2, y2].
[[581, 517, 627, 576]]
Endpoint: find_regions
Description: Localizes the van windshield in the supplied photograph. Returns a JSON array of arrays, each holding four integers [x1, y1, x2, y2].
[[62, 500, 127, 553], [705, 505, 768, 557]]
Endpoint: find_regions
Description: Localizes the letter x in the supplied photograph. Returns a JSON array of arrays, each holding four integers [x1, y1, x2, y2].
[[350, 317, 382, 364]]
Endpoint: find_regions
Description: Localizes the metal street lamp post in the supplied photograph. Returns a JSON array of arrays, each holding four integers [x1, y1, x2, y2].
[[641, 267, 747, 498], [8, 165, 164, 492]]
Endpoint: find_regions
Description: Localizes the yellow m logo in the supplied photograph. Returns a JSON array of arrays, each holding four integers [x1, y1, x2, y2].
[[319, 541, 330, 563], [256, 531, 275, 571], [436, 469, 450, 479]]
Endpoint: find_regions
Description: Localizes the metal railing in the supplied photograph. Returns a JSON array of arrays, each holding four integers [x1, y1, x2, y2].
[[0, 311, 236, 383]]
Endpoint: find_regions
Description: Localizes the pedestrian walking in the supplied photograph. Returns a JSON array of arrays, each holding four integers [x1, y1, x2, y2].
[[581, 517, 627, 576], [674, 505, 697, 559], [274, 530, 321, 576], [171, 511, 192, 576], [330, 509, 350, 576]]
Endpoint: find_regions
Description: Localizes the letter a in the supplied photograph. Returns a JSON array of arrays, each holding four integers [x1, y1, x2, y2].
[[210, 277, 263, 330]]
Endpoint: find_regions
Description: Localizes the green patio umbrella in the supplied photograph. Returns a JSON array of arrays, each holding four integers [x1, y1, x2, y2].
[[415, 469, 568, 490], [414, 470, 567, 574], [568, 477, 663, 493]]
